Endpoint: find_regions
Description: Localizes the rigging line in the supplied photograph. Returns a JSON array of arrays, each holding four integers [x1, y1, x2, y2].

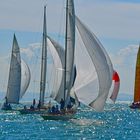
[[28, 5, 44, 98], [2, 54, 11, 93]]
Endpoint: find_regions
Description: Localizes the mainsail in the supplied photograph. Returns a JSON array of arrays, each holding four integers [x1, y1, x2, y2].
[[6, 34, 30, 104], [134, 46, 140, 103], [6, 34, 21, 104], [129, 46, 140, 109], [75, 16, 113, 111], [40, 6, 47, 106]]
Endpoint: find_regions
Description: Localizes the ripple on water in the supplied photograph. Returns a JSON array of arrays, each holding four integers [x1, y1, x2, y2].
[[0, 103, 140, 139]]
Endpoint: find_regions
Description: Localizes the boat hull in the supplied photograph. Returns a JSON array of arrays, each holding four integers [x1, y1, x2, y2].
[[19, 108, 48, 114], [1, 106, 12, 111], [129, 103, 140, 109], [41, 113, 75, 120]]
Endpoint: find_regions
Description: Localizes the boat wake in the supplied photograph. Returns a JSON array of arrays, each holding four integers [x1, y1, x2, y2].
[[70, 118, 104, 126]]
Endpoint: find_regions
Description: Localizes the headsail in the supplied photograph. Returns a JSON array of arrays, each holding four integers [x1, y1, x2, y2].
[[20, 59, 31, 99], [47, 37, 64, 102], [6, 34, 21, 104], [110, 70, 120, 102], [75, 16, 113, 111], [40, 6, 47, 107]]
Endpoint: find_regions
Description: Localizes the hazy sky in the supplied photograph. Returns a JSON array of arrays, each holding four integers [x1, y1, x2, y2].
[[0, 0, 140, 96]]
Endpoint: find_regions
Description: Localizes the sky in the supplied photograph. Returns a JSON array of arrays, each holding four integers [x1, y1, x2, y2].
[[0, 0, 140, 97]]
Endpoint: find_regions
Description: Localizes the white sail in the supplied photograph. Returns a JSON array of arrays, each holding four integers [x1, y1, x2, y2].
[[20, 59, 31, 99], [65, 0, 75, 103], [6, 34, 21, 104], [40, 6, 47, 106], [47, 37, 64, 102], [75, 16, 113, 111]]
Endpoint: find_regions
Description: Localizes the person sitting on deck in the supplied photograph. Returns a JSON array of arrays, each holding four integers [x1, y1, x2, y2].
[[8, 104, 12, 110], [51, 105, 55, 113], [37, 100, 41, 109], [5, 97, 8, 104], [30, 105, 34, 110], [24, 105, 27, 110], [48, 106, 51, 113], [55, 105, 60, 114], [3, 97, 12, 110], [60, 98, 65, 110], [33, 99, 36, 107], [67, 103, 72, 110]]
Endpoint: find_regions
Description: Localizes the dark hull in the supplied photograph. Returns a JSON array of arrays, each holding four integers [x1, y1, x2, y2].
[[1, 104, 12, 111], [129, 103, 140, 109], [41, 113, 75, 120], [1, 106, 12, 111], [19, 108, 48, 114]]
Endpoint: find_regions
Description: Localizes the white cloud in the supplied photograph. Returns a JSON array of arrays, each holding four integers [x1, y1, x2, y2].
[[0, 0, 140, 40], [75, 1, 140, 40], [119, 45, 138, 56], [111, 44, 138, 66], [20, 43, 41, 59], [110, 44, 139, 94]]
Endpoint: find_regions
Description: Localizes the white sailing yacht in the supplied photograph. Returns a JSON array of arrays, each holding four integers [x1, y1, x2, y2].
[[45, 0, 115, 112], [74, 16, 113, 112], [41, 0, 79, 120], [19, 6, 49, 114], [1, 34, 30, 110]]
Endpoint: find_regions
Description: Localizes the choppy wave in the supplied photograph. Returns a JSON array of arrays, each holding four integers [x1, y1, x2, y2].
[[0, 103, 140, 139]]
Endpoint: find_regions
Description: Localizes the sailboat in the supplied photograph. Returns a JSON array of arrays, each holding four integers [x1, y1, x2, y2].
[[42, 0, 115, 115], [1, 34, 31, 110], [41, 0, 79, 120], [19, 6, 49, 114], [130, 46, 140, 109]]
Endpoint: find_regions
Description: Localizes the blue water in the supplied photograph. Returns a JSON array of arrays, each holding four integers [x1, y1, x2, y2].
[[0, 102, 139, 140]]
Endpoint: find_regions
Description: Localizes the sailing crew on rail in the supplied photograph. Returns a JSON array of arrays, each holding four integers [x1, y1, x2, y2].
[[33, 99, 36, 107], [60, 98, 65, 110]]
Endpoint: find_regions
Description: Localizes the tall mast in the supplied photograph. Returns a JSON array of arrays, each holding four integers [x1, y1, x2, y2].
[[64, 0, 69, 103], [64, 0, 75, 102], [40, 6, 47, 107], [64, 0, 75, 103]]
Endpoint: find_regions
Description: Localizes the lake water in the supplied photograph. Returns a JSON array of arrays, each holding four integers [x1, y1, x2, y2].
[[0, 102, 139, 140]]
